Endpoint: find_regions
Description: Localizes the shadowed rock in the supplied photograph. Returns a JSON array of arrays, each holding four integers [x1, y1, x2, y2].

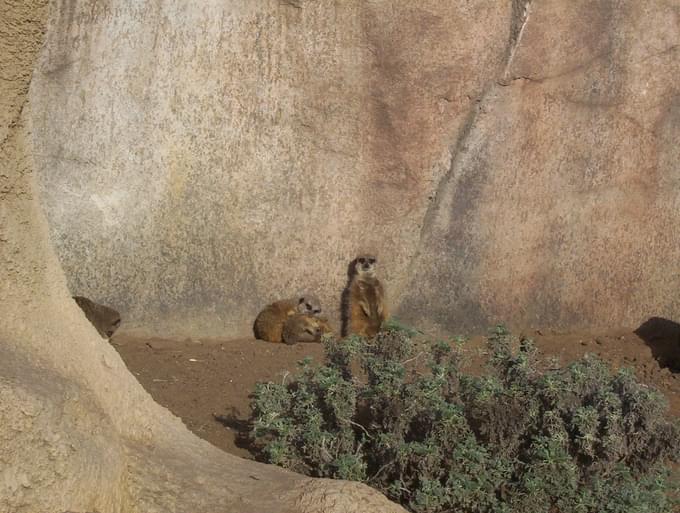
[[635, 317, 680, 372], [73, 296, 121, 338]]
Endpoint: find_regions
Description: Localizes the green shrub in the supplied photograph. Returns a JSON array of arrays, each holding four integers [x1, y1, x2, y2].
[[249, 326, 680, 513]]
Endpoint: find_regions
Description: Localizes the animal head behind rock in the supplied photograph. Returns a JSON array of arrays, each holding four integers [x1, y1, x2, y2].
[[73, 296, 121, 339]]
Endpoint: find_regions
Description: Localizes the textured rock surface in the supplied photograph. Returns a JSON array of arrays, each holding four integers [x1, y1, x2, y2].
[[401, 0, 680, 333], [1, 1, 406, 511], [29, 0, 680, 337], [30, 0, 511, 336]]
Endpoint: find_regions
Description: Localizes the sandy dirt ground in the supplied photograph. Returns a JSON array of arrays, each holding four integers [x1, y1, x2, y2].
[[111, 318, 680, 459]]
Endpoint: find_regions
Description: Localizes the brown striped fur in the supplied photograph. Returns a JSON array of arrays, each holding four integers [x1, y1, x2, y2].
[[282, 314, 334, 345], [343, 255, 388, 337], [253, 295, 322, 343]]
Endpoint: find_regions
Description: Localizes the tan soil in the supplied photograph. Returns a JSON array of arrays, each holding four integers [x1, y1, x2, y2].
[[112, 319, 680, 458]]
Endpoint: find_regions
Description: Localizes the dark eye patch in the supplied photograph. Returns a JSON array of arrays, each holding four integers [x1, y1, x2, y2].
[[313, 308, 321, 314], [368, 258, 376, 264], [306, 303, 312, 311], [358, 258, 366, 264]]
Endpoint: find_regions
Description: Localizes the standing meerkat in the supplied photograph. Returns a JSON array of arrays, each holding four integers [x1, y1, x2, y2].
[[342, 254, 388, 337], [253, 295, 322, 343], [282, 314, 334, 345]]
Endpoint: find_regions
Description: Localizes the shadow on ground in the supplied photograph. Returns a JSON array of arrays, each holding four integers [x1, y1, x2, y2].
[[635, 317, 680, 372], [213, 409, 256, 454]]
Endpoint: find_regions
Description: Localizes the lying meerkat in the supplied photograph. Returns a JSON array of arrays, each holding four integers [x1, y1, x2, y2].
[[342, 254, 388, 338], [282, 313, 334, 345], [316, 316, 333, 337], [253, 295, 322, 343], [73, 296, 121, 339]]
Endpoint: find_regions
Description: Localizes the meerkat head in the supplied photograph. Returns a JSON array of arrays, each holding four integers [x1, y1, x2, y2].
[[73, 295, 121, 339], [308, 317, 333, 338], [353, 254, 377, 279], [304, 317, 322, 336], [106, 317, 121, 338], [317, 317, 333, 336], [296, 294, 322, 315]]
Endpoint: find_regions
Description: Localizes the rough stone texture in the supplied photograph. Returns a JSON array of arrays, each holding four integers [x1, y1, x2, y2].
[[28, 0, 680, 336], [30, 0, 511, 337], [1, 1, 406, 511], [401, 0, 680, 333]]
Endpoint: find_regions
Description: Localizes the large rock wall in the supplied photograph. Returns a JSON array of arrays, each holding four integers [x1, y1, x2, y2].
[[0, 1, 406, 511], [29, 0, 511, 336], [30, 0, 680, 336], [401, 0, 680, 332]]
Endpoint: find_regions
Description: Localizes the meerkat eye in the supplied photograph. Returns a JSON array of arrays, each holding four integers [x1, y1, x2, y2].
[[306, 303, 312, 311], [299, 298, 305, 305], [368, 258, 376, 264], [313, 308, 321, 314], [358, 258, 366, 264]]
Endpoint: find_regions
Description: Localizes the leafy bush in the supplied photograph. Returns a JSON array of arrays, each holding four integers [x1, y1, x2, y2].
[[249, 326, 680, 513]]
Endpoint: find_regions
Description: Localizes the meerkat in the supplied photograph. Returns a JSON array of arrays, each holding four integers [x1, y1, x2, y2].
[[342, 254, 388, 338], [253, 294, 322, 343], [316, 316, 334, 337], [282, 314, 334, 345], [73, 296, 121, 339]]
